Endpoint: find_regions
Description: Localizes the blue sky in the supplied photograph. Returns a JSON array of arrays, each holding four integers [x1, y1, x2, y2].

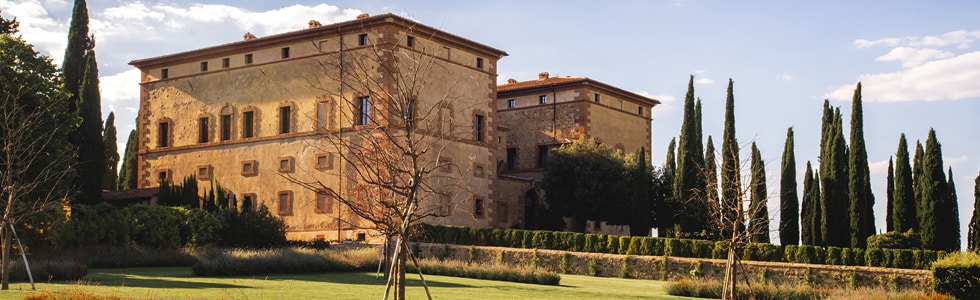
[[3, 0, 978, 245]]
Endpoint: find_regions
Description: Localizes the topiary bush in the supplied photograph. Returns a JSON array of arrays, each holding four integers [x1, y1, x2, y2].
[[665, 239, 692, 257], [626, 237, 642, 255], [618, 236, 631, 254], [932, 251, 980, 299], [825, 247, 842, 265], [782, 245, 797, 263], [865, 248, 887, 267], [606, 235, 620, 254], [866, 230, 921, 249], [713, 241, 730, 260], [690, 240, 714, 259]]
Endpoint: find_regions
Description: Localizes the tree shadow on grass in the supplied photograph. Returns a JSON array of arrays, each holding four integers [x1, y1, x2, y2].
[[84, 271, 249, 289], [260, 271, 474, 289]]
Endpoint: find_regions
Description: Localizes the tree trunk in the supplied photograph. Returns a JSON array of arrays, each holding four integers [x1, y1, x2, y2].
[[723, 243, 736, 300], [1, 224, 9, 290], [395, 249, 406, 300]]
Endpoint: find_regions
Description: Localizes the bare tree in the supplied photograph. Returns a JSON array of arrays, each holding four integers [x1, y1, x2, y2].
[[285, 25, 489, 300], [1, 30, 75, 289]]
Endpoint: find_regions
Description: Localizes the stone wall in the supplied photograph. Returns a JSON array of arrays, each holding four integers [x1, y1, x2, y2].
[[414, 243, 932, 290]]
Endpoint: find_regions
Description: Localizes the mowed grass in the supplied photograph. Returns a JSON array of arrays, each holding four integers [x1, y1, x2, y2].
[[0, 267, 700, 300]]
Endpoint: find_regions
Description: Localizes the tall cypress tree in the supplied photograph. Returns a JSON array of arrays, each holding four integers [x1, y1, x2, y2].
[[720, 79, 742, 240], [893, 134, 916, 232], [913, 141, 926, 242], [117, 129, 139, 190], [660, 138, 677, 237], [919, 129, 952, 250], [821, 106, 850, 247], [630, 147, 651, 236], [813, 170, 823, 245], [968, 171, 980, 251], [674, 75, 707, 236], [75, 50, 105, 204], [705, 136, 720, 224], [102, 112, 119, 190], [780, 127, 799, 245], [62, 0, 90, 112], [801, 162, 815, 245], [848, 83, 875, 248], [886, 157, 895, 232], [943, 167, 961, 250], [749, 142, 769, 243]]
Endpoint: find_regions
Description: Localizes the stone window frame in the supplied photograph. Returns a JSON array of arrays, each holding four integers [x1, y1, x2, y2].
[[507, 99, 515, 108], [358, 33, 369, 46], [355, 96, 372, 126], [315, 96, 335, 132], [315, 153, 334, 171], [197, 165, 212, 180], [277, 102, 296, 135], [281, 47, 290, 59], [278, 156, 295, 173], [219, 105, 234, 142], [277, 190, 293, 216], [473, 163, 485, 178], [156, 168, 172, 185], [314, 189, 333, 214], [156, 118, 173, 148], [473, 198, 485, 218], [200, 61, 208, 72], [197, 112, 212, 144], [472, 112, 485, 143], [241, 193, 257, 212], [241, 160, 257, 177], [221, 57, 230, 68], [539, 95, 547, 105], [476, 57, 484, 69], [244, 53, 253, 64], [241, 106, 258, 139], [161, 68, 169, 79]]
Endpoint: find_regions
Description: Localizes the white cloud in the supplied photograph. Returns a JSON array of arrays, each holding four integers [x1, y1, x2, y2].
[[776, 73, 793, 81], [875, 47, 954, 68], [640, 92, 676, 119], [855, 30, 980, 50], [0, 0, 68, 62], [695, 77, 714, 85], [100, 69, 140, 104], [826, 51, 980, 102], [869, 159, 890, 175], [854, 37, 902, 49]]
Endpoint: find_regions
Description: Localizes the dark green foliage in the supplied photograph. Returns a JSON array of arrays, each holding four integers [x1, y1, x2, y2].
[[7, 259, 86, 282], [52, 203, 221, 249], [890, 249, 914, 269], [638, 237, 654, 255], [821, 105, 850, 247], [674, 76, 708, 236], [866, 230, 921, 249], [1, 10, 18, 34], [62, 0, 91, 112], [215, 206, 288, 248], [703, 136, 720, 233], [541, 138, 629, 231], [659, 138, 677, 237], [713, 241, 730, 259], [801, 162, 822, 245], [74, 50, 106, 204], [780, 128, 799, 245], [886, 157, 895, 232], [606, 235, 620, 254], [749, 143, 769, 243], [865, 248, 886, 267], [825, 247, 842, 265], [158, 175, 200, 207], [117, 129, 139, 190], [618, 236, 631, 254], [531, 231, 553, 249], [630, 147, 652, 236], [690, 240, 714, 259], [665, 238, 692, 257], [840, 247, 857, 266], [102, 112, 119, 190], [944, 167, 961, 250], [847, 83, 875, 248], [720, 79, 742, 240], [626, 236, 642, 255], [913, 141, 925, 235], [782, 245, 797, 262], [932, 251, 980, 299], [794, 245, 820, 264], [919, 129, 958, 250], [969, 171, 980, 251]]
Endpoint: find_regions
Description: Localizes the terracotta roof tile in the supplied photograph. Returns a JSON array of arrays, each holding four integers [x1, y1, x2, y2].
[[497, 77, 587, 92]]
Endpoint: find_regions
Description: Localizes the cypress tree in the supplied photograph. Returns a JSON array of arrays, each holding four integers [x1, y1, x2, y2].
[[942, 167, 961, 250], [62, 0, 90, 112], [117, 129, 139, 190], [749, 142, 769, 243], [886, 157, 895, 232], [821, 107, 850, 247], [892, 134, 916, 232], [913, 141, 927, 244], [813, 170, 823, 245], [705, 136, 719, 222], [75, 50, 105, 204], [720, 79, 742, 240], [674, 75, 707, 236], [919, 129, 953, 250], [848, 83, 875, 248], [102, 112, 119, 190], [968, 171, 980, 251], [801, 162, 815, 245], [630, 147, 651, 236], [661, 138, 677, 237], [780, 127, 799, 245]]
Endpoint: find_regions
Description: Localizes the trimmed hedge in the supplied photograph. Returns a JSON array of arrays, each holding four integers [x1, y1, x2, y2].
[[932, 251, 980, 299], [418, 224, 939, 270]]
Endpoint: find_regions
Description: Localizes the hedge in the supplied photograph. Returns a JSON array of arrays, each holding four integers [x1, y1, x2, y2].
[[932, 251, 980, 299], [417, 224, 939, 270]]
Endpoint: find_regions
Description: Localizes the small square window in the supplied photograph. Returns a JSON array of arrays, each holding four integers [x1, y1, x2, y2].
[[278, 156, 294, 173], [594, 93, 600, 103], [315, 190, 332, 214], [244, 54, 253, 64], [200, 61, 208, 72], [474, 165, 484, 177], [241, 160, 257, 176], [316, 153, 334, 170], [539, 95, 547, 104], [161, 68, 169, 79], [358, 33, 369, 46], [281, 47, 290, 59], [507, 99, 515, 108], [476, 58, 484, 69], [406, 35, 415, 47], [638, 106, 644, 116], [474, 198, 484, 218], [278, 191, 293, 216], [222, 58, 230, 68], [157, 169, 171, 184], [197, 165, 211, 180]]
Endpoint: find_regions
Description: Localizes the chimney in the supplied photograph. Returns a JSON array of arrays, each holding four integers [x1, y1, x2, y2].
[[243, 32, 257, 41], [308, 20, 323, 28], [507, 78, 518, 84], [538, 72, 550, 80], [357, 13, 370, 20]]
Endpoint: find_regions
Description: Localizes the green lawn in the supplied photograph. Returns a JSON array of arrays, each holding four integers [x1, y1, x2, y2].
[[0, 267, 703, 300]]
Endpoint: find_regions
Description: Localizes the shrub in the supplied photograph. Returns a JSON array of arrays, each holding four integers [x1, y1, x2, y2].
[[583, 234, 598, 253], [825, 247, 842, 265], [215, 206, 286, 248], [865, 248, 886, 267], [742, 243, 759, 261], [606, 235, 620, 254], [409, 258, 561, 285], [192, 247, 378, 276], [587, 257, 599, 276], [509, 230, 524, 248], [794, 245, 818, 264], [626, 237, 642, 255], [618, 256, 630, 278], [8, 259, 86, 282], [558, 252, 570, 273], [840, 247, 855, 266], [712, 241, 730, 259], [756, 243, 782, 262], [651, 238, 665, 256], [932, 251, 980, 300], [890, 249, 914, 269], [618, 236, 631, 254], [690, 240, 714, 259], [638, 237, 654, 255], [665, 239, 692, 257], [782, 245, 798, 263], [866, 230, 921, 249], [531, 231, 553, 249], [522, 230, 534, 249]]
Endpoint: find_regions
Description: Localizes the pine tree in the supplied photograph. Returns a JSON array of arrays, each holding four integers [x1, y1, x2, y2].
[[821, 106, 850, 247], [75, 50, 105, 204], [102, 112, 119, 190], [919, 129, 954, 250], [749, 142, 769, 243], [886, 157, 895, 232], [892, 134, 916, 232], [630, 147, 652, 236], [780, 127, 799, 245], [968, 171, 980, 251], [848, 83, 875, 248], [801, 162, 815, 245], [674, 75, 707, 236], [117, 129, 139, 190], [720, 79, 742, 240], [62, 0, 90, 112]]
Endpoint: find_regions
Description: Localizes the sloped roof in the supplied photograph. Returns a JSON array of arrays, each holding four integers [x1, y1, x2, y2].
[[497, 76, 587, 92]]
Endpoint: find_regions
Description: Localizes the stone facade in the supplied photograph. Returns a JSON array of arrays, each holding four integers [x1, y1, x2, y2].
[[130, 14, 507, 241]]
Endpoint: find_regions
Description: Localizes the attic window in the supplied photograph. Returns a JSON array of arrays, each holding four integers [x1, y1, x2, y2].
[[222, 58, 230, 68], [200, 61, 208, 72], [358, 34, 369, 46], [406, 36, 415, 47], [161, 68, 169, 79], [539, 95, 547, 105], [281, 47, 290, 59], [245, 54, 253, 64], [476, 58, 484, 69]]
